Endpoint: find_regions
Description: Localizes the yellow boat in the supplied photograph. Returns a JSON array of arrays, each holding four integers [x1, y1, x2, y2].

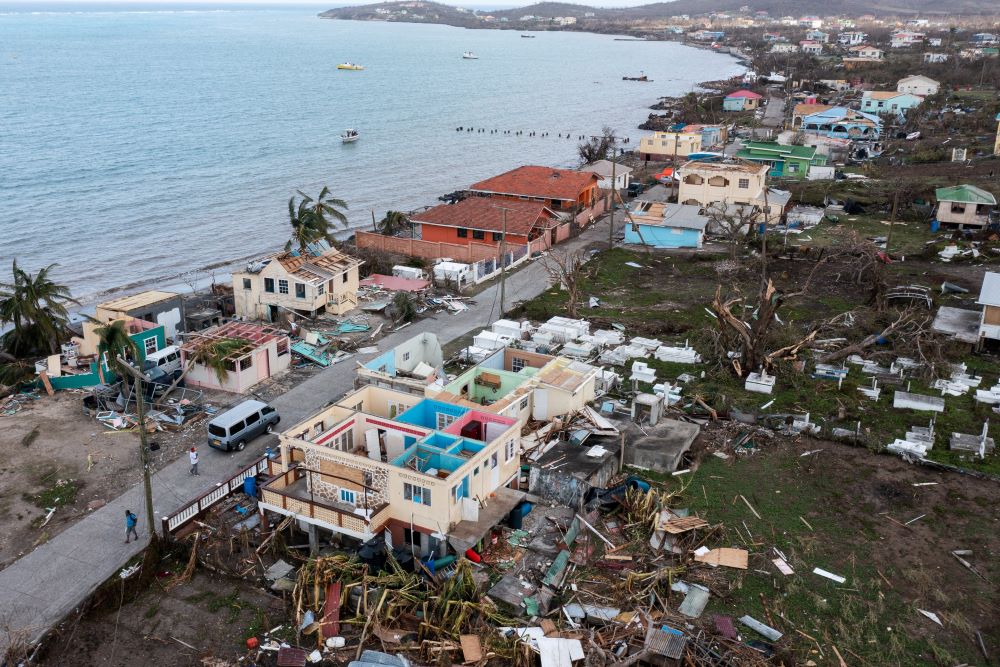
[[337, 62, 364, 70]]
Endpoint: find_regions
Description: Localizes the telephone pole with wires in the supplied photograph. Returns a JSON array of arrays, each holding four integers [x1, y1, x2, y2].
[[492, 204, 515, 317], [116, 358, 157, 539]]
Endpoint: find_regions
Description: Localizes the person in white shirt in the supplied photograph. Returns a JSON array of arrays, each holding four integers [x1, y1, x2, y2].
[[189, 447, 199, 476]]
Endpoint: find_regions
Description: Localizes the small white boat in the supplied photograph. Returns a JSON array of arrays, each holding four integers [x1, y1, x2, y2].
[[462, 51, 478, 59], [341, 129, 359, 143]]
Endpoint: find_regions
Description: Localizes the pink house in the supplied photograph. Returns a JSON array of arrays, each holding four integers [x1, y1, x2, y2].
[[723, 89, 763, 112]]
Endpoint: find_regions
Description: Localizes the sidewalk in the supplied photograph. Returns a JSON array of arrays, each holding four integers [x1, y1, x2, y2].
[[0, 218, 611, 653]]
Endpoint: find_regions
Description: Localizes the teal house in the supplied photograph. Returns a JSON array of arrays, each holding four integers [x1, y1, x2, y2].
[[860, 91, 924, 117], [734, 141, 827, 179], [625, 202, 708, 248], [48, 320, 166, 391]]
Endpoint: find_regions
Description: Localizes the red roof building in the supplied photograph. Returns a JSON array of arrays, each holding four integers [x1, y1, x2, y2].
[[468, 165, 600, 211], [411, 197, 560, 247], [724, 89, 763, 99]]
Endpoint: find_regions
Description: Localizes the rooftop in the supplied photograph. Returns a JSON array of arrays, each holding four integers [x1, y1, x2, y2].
[[737, 141, 818, 159], [274, 245, 362, 284], [181, 321, 288, 359], [579, 159, 634, 178], [679, 160, 769, 175], [936, 184, 997, 205], [411, 197, 556, 236], [793, 103, 835, 116], [469, 165, 598, 202], [98, 290, 179, 313], [631, 203, 709, 231], [864, 91, 915, 100], [724, 90, 763, 99], [977, 272, 1000, 307]]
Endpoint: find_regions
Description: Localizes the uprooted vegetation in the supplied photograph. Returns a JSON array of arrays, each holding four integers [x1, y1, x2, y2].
[[514, 239, 1000, 474]]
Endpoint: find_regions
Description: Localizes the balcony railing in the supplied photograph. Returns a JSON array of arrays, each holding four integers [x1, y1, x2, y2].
[[260, 465, 388, 535]]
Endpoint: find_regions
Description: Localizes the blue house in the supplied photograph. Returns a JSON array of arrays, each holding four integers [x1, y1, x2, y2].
[[860, 91, 924, 117], [625, 202, 708, 249], [800, 106, 882, 140]]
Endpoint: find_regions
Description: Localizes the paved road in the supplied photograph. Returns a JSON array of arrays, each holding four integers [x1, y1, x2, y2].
[[761, 91, 786, 129], [0, 217, 612, 653]]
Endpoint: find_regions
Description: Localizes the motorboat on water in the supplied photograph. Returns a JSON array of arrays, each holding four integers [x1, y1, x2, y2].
[[337, 62, 364, 70], [462, 51, 478, 59], [521, 34, 535, 38], [341, 129, 360, 143]]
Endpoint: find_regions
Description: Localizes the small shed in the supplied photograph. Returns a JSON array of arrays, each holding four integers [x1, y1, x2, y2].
[[181, 322, 291, 393]]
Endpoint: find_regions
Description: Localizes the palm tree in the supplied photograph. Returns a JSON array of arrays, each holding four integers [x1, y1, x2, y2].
[[93, 319, 138, 383], [285, 187, 349, 252], [0, 260, 79, 357], [377, 210, 410, 237], [158, 337, 250, 400]]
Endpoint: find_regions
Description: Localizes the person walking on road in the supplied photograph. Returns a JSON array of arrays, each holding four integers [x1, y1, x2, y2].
[[125, 509, 139, 543], [189, 447, 200, 476]]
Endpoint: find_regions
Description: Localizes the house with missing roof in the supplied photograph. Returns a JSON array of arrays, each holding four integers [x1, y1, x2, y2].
[[260, 384, 524, 556], [934, 185, 997, 230], [860, 91, 924, 117], [722, 89, 763, 112], [232, 241, 363, 322], [624, 202, 709, 248], [410, 197, 564, 251], [734, 141, 828, 179], [676, 160, 789, 223], [356, 332, 445, 396], [180, 321, 291, 393]]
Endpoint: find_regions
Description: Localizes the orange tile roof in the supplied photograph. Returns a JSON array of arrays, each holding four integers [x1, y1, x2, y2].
[[412, 197, 557, 236], [469, 166, 598, 202]]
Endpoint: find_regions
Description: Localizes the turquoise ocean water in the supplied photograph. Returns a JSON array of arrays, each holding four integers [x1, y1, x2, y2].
[[0, 6, 743, 302]]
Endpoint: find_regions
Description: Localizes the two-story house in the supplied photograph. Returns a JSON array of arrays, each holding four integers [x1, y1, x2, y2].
[[676, 160, 788, 223], [261, 385, 524, 556], [233, 241, 362, 322], [639, 128, 704, 160], [468, 165, 600, 215], [934, 185, 997, 230]]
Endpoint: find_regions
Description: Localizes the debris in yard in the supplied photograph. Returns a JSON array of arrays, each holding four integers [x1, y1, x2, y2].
[[694, 548, 748, 569], [739, 615, 783, 641], [917, 609, 943, 627], [813, 568, 846, 584]]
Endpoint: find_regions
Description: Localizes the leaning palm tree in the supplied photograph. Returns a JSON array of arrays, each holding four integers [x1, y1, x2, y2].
[[159, 337, 250, 399], [285, 187, 349, 252], [92, 319, 139, 394], [377, 210, 410, 237], [0, 260, 78, 357]]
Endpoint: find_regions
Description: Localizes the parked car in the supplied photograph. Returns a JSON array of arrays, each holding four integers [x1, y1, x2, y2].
[[143, 345, 182, 375], [207, 399, 280, 452]]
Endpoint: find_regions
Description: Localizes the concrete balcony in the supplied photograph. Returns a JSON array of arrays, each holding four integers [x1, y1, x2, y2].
[[259, 466, 388, 540]]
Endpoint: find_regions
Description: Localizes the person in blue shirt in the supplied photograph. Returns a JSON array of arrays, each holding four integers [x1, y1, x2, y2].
[[125, 509, 139, 543]]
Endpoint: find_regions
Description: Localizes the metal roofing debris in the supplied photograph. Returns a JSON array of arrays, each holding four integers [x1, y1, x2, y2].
[[678, 583, 711, 618], [813, 567, 846, 584], [739, 615, 783, 641]]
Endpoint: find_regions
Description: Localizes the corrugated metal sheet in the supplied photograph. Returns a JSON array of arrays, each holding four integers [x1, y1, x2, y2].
[[646, 628, 687, 659]]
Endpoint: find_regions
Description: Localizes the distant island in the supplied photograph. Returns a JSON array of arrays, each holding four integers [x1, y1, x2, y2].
[[320, 0, 1000, 30]]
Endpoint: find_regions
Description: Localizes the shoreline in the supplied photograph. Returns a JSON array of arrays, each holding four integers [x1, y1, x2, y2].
[[52, 26, 746, 315]]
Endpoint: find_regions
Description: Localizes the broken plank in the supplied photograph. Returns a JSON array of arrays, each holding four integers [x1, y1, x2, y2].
[[660, 516, 709, 534], [695, 548, 748, 570], [320, 581, 341, 639], [740, 495, 762, 520], [460, 634, 483, 663]]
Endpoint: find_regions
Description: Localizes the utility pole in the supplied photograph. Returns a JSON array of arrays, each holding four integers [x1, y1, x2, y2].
[[116, 357, 156, 539], [606, 132, 618, 249], [492, 205, 515, 318]]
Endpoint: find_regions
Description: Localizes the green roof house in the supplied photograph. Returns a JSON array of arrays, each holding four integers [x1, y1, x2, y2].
[[935, 185, 997, 229], [734, 141, 828, 179]]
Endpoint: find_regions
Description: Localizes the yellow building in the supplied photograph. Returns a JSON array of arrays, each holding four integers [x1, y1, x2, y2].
[[262, 385, 523, 555], [639, 130, 703, 161], [233, 243, 362, 322], [79, 290, 184, 356]]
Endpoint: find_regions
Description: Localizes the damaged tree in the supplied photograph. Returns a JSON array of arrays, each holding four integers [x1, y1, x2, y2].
[[704, 202, 760, 260], [542, 249, 589, 318], [710, 231, 885, 377]]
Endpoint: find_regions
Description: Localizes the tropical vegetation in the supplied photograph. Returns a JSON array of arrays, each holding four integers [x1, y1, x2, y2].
[[377, 210, 410, 237], [286, 187, 349, 252], [0, 260, 78, 358]]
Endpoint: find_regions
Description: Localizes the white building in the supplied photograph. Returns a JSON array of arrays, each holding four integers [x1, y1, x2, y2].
[[897, 74, 940, 96], [580, 160, 633, 193], [838, 31, 867, 45]]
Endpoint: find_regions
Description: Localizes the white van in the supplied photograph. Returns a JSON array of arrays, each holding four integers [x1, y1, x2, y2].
[[207, 400, 280, 452], [143, 345, 182, 375]]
